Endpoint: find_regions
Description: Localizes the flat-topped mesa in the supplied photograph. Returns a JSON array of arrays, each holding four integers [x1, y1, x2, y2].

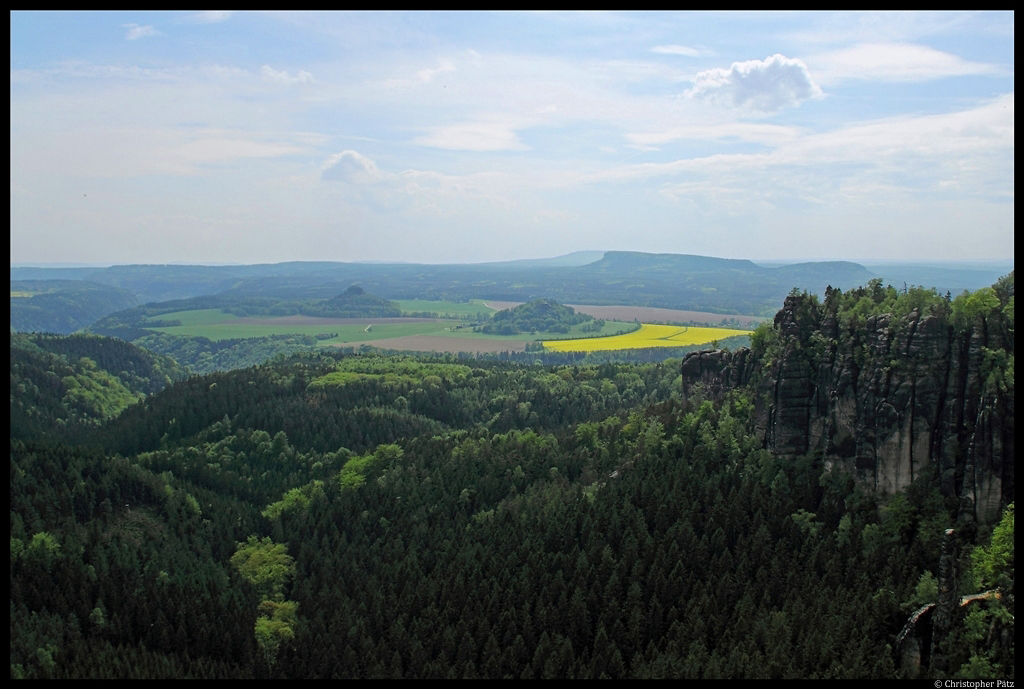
[[681, 285, 1014, 525]]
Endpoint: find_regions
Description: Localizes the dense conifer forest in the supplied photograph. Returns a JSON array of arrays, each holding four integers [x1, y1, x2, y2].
[[9, 278, 1014, 679]]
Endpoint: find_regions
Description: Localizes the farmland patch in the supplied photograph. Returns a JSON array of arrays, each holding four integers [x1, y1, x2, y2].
[[396, 299, 497, 318], [484, 302, 763, 327], [144, 311, 461, 343], [543, 324, 752, 352]]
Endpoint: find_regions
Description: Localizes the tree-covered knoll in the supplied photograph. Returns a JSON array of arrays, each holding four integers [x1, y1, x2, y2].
[[477, 298, 599, 335], [222, 285, 401, 319]]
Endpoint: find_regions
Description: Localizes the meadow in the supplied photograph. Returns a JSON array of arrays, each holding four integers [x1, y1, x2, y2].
[[142, 308, 638, 345], [139, 307, 746, 354], [542, 324, 752, 352], [395, 299, 497, 318], [143, 309, 461, 344]]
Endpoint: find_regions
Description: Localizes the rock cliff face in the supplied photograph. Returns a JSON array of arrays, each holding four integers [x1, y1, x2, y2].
[[681, 288, 1014, 525]]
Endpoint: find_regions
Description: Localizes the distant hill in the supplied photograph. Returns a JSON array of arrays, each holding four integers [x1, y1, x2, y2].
[[564, 252, 878, 315], [859, 262, 1016, 296], [584, 251, 761, 274], [14, 252, 1010, 319], [208, 252, 882, 315], [10, 280, 138, 334], [476, 251, 606, 269]]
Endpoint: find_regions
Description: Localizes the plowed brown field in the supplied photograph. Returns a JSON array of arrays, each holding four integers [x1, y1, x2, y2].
[[482, 302, 763, 326]]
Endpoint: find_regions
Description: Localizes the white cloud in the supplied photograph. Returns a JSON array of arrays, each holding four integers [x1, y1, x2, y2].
[[124, 24, 158, 41], [321, 150, 384, 183], [317, 152, 515, 214], [11, 124, 307, 179], [395, 168, 515, 214], [781, 92, 1014, 166], [11, 62, 178, 83], [186, 11, 233, 24], [532, 208, 578, 224], [417, 59, 456, 83], [174, 135, 303, 165], [414, 119, 530, 151], [782, 11, 994, 47], [381, 58, 458, 89], [261, 65, 314, 85], [651, 45, 702, 57], [687, 54, 822, 113], [627, 122, 801, 148], [809, 43, 1003, 84], [587, 93, 1014, 204]]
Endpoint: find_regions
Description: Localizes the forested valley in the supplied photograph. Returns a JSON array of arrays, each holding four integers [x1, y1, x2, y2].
[[10, 277, 1014, 679]]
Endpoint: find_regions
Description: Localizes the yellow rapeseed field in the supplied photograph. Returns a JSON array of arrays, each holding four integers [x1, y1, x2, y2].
[[542, 324, 751, 352]]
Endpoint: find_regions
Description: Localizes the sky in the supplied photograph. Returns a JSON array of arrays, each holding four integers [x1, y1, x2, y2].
[[10, 11, 1015, 265]]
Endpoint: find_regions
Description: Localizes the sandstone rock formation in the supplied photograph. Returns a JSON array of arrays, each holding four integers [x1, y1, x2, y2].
[[681, 283, 1014, 525]]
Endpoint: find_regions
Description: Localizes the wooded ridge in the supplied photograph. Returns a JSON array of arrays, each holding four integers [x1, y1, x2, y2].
[[10, 274, 1013, 679]]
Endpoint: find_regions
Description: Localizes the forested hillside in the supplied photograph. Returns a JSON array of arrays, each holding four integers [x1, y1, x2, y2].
[[10, 279, 1014, 679], [10, 333, 183, 442], [10, 280, 138, 334]]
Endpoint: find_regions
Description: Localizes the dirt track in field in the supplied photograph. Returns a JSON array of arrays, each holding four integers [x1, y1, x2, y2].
[[482, 302, 763, 326], [327, 335, 529, 354], [232, 316, 451, 326]]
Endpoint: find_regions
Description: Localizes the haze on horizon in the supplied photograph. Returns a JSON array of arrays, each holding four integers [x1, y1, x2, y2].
[[10, 11, 1015, 267]]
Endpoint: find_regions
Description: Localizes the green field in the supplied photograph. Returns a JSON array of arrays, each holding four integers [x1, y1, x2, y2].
[[154, 322, 462, 344], [141, 308, 639, 345], [395, 299, 497, 318], [145, 309, 242, 326], [432, 320, 638, 341], [143, 310, 462, 344]]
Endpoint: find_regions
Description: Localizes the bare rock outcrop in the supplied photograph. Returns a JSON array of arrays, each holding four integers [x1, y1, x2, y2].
[[681, 287, 1014, 524]]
